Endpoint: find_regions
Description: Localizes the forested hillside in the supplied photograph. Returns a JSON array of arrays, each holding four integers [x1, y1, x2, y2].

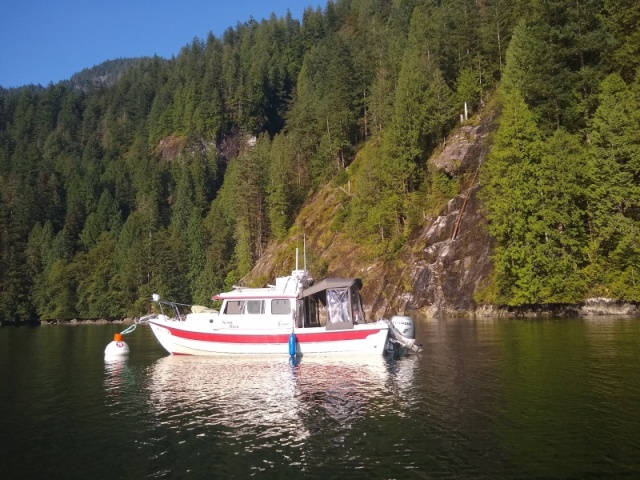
[[0, 0, 638, 322], [68, 58, 157, 90]]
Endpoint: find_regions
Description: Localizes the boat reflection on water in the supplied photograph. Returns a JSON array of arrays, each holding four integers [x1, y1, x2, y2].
[[144, 354, 419, 446], [104, 356, 128, 397]]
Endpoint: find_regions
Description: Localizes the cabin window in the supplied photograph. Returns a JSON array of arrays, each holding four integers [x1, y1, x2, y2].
[[327, 288, 351, 324], [271, 299, 291, 315], [225, 300, 243, 315], [246, 300, 265, 314]]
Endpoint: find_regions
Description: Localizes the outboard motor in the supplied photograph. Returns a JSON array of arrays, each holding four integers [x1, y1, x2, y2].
[[386, 315, 421, 354], [390, 315, 415, 340]]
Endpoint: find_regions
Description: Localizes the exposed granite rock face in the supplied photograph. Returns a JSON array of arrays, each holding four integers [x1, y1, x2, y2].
[[578, 298, 640, 316], [380, 115, 497, 318], [429, 122, 491, 177], [248, 115, 499, 319], [387, 186, 494, 318]]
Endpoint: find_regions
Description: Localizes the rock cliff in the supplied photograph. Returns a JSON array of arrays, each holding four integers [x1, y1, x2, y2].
[[247, 110, 497, 318], [247, 106, 639, 318], [374, 114, 496, 318]]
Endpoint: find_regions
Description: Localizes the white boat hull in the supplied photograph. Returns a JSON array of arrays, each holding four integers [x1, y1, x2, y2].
[[148, 318, 390, 355]]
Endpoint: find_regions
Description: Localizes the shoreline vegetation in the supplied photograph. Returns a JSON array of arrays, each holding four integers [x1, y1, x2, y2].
[[2, 298, 638, 327]]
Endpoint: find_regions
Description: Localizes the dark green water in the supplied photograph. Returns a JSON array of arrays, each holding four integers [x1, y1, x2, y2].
[[1, 317, 639, 479]]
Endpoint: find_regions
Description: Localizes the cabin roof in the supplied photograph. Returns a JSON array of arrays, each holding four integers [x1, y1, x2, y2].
[[212, 289, 296, 300], [299, 278, 362, 301]]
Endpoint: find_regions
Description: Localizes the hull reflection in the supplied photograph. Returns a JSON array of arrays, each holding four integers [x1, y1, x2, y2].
[[144, 354, 414, 445]]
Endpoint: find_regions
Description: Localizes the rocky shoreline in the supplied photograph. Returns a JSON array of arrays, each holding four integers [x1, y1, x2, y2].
[[474, 298, 640, 318], [40, 318, 136, 325], [412, 298, 640, 319], [0, 318, 137, 327]]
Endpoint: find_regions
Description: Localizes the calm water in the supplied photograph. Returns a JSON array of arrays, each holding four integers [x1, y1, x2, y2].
[[1, 317, 639, 479]]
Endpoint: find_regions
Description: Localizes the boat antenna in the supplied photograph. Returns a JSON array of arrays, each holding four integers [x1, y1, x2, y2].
[[296, 247, 299, 271], [303, 233, 307, 272]]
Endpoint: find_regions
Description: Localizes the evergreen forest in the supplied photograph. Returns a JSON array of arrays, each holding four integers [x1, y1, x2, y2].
[[1, 0, 639, 322]]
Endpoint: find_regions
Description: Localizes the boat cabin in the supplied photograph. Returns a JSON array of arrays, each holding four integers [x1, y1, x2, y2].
[[297, 278, 366, 330], [208, 273, 366, 332]]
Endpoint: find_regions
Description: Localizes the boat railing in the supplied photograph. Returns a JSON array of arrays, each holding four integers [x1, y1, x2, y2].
[[157, 300, 194, 321]]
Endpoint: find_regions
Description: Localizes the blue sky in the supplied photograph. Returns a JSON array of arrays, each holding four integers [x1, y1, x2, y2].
[[0, 0, 322, 88]]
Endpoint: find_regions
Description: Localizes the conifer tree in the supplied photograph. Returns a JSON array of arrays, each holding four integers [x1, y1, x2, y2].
[[585, 73, 640, 299], [267, 133, 296, 241], [603, 0, 640, 81], [481, 87, 544, 304], [75, 235, 119, 318]]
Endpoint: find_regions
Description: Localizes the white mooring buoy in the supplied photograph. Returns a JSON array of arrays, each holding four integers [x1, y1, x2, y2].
[[104, 333, 130, 357]]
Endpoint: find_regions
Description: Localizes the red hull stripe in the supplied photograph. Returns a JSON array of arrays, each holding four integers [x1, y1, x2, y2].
[[151, 322, 381, 344]]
